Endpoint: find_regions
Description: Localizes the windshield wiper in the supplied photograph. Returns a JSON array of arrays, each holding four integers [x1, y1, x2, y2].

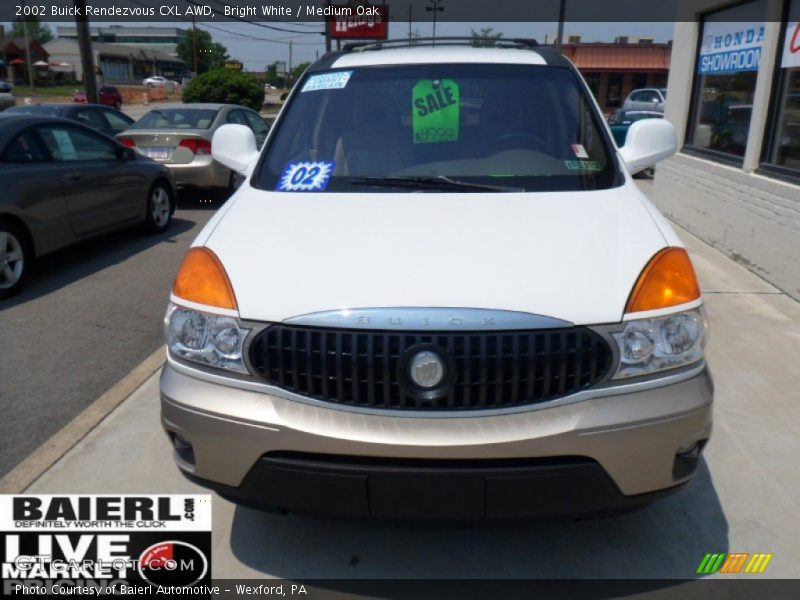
[[348, 175, 524, 193]]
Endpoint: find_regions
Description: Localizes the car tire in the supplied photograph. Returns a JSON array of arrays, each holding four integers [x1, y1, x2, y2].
[[144, 181, 174, 234], [0, 218, 32, 300]]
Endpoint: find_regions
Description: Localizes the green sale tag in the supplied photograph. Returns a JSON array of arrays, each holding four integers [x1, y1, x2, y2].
[[412, 79, 460, 144]]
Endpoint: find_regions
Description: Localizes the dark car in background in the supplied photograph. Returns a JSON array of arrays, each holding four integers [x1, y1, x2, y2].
[[0, 116, 175, 298], [117, 104, 269, 190], [4, 104, 134, 137], [607, 110, 664, 147]]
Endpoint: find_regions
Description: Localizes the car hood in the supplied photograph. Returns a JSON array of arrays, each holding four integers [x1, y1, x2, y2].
[[201, 185, 668, 325]]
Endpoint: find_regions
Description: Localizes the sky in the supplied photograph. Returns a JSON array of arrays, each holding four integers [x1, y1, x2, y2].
[[14, 20, 676, 72]]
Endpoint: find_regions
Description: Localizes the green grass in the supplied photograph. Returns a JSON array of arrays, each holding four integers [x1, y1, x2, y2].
[[13, 85, 82, 97]]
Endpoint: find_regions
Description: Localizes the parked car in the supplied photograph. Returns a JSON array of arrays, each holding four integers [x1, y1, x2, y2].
[[98, 86, 123, 109], [116, 104, 269, 190], [72, 91, 88, 104], [143, 75, 169, 88], [5, 104, 135, 137], [607, 110, 664, 147], [0, 116, 175, 298], [0, 93, 15, 112], [160, 41, 711, 520], [0, 81, 13, 93], [622, 87, 667, 112]]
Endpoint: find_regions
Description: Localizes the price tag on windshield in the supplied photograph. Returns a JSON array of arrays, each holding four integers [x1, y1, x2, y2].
[[412, 79, 460, 144]]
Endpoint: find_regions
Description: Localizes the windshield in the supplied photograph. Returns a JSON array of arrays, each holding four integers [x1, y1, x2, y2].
[[131, 109, 218, 129], [256, 64, 620, 192]]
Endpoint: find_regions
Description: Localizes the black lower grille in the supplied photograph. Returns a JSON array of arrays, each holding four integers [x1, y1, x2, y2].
[[249, 325, 613, 411]]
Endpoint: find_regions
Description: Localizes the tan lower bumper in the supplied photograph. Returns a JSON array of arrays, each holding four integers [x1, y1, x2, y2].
[[160, 363, 713, 498]]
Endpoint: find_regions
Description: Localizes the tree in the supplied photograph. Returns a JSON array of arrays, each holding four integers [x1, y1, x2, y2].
[[470, 27, 503, 48], [10, 17, 53, 44], [290, 62, 311, 83], [182, 69, 264, 111], [176, 30, 229, 74], [265, 63, 283, 87]]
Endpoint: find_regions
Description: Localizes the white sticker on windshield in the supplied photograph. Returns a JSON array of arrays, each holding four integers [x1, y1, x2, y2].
[[276, 161, 336, 191], [571, 144, 589, 159], [301, 71, 353, 93]]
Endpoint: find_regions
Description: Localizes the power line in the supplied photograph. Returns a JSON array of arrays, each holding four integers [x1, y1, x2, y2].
[[185, 0, 324, 35]]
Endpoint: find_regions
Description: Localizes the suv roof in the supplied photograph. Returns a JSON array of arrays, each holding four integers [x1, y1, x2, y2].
[[310, 38, 570, 72]]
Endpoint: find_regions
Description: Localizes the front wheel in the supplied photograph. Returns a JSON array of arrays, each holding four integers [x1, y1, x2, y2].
[[144, 182, 173, 234], [0, 219, 32, 300]]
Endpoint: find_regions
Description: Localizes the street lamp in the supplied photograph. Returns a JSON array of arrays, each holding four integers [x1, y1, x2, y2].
[[426, 0, 444, 46]]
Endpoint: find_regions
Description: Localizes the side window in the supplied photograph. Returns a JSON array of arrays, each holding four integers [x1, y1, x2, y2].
[[103, 109, 134, 134], [74, 108, 108, 132], [226, 109, 248, 126], [629, 91, 644, 102], [2, 131, 45, 163], [37, 126, 118, 161]]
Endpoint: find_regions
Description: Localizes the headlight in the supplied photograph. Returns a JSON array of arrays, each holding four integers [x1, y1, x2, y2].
[[166, 303, 250, 374], [612, 308, 707, 379]]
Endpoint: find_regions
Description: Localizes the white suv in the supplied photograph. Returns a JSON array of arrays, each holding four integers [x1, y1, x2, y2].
[[160, 40, 712, 520]]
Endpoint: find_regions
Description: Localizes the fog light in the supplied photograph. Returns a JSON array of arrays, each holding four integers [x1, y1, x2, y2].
[[673, 439, 707, 479], [169, 432, 195, 466], [676, 441, 701, 455]]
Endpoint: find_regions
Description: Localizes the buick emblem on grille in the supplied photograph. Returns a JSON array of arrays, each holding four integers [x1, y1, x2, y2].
[[408, 351, 445, 389]]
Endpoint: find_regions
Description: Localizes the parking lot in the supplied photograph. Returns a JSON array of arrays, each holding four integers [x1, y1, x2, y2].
[[2, 175, 798, 580]]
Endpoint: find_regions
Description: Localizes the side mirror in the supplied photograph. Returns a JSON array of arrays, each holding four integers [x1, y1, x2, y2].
[[212, 124, 260, 175], [618, 119, 677, 174]]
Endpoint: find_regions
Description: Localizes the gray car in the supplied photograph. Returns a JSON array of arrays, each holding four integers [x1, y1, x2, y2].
[[5, 103, 135, 137], [0, 116, 176, 299], [622, 88, 667, 112], [116, 104, 269, 190], [0, 93, 15, 112]]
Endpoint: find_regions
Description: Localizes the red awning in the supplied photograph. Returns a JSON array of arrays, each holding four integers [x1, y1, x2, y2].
[[9, 58, 24, 65]]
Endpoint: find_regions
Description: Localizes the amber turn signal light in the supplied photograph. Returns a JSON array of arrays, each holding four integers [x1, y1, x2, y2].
[[172, 247, 237, 310], [625, 247, 701, 314]]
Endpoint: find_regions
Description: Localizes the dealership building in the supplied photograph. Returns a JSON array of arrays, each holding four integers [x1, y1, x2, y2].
[[653, 0, 800, 300]]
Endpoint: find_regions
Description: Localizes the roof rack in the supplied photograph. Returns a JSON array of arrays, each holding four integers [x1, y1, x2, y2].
[[342, 37, 539, 53]]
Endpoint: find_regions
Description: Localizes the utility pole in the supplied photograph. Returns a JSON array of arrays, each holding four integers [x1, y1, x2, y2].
[[324, 14, 331, 53], [191, 15, 198, 74], [426, 0, 444, 46], [74, 0, 98, 103], [555, 0, 567, 54], [408, 6, 412, 41], [21, 6, 35, 94], [288, 41, 293, 88]]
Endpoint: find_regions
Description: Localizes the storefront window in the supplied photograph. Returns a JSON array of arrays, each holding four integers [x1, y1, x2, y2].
[[606, 73, 623, 108], [764, 1, 800, 172], [687, 0, 767, 159]]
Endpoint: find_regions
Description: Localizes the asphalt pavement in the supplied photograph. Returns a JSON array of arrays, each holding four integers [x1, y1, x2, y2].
[[11, 182, 800, 580], [0, 193, 219, 477]]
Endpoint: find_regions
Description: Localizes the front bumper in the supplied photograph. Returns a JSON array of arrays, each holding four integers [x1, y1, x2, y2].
[[160, 363, 713, 519]]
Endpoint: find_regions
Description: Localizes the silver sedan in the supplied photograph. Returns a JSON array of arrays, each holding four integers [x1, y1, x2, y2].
[[116, 104, 269, 191]]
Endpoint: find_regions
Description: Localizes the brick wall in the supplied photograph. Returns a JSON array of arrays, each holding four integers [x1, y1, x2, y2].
[[652, 153, 800, 300]]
